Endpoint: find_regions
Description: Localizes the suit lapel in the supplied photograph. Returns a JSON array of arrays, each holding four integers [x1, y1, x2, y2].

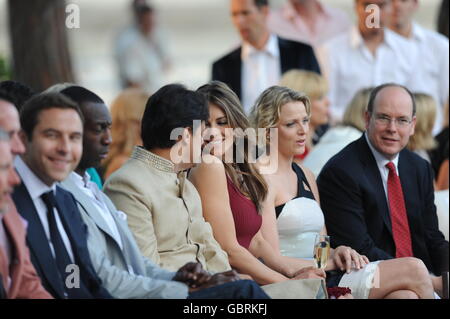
[[12, 182, 65, 297], [398, 152, 418, 230], [232, 48, 242, 99], [357, 136, 393, 234], [61, 179, 119, 245]]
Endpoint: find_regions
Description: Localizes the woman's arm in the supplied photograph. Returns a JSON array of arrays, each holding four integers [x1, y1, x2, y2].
[[189, 156, 289, 285]]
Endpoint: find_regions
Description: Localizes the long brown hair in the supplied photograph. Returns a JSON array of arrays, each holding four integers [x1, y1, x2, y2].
[[197, 81, 268, 212]]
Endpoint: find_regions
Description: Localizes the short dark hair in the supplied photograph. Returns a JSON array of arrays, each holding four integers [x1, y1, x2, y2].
[[0, 80, 36, 111], [367, 83, 416, 116], [254, 0, 269, 8], [141, 84, 209, 150], [60, 85, 104, 107], [20, 92, 84, 140]]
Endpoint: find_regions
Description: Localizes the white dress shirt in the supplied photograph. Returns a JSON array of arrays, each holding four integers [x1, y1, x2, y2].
[[404, 22, 449, 135], [365, 133, 400, 200], [14, 156, 75, 262], [68, 171, 123, 249], [317, 27, 415, 124], [241, 33, 281, 114]]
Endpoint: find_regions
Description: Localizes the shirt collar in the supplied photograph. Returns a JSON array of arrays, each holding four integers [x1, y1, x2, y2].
[[242, 33, 279, 60], [364, 132, 399, 169], [15, 156, 56, 200], [411, 22, 426, 42], [350, 26, 394, 50], [69, 171, 91, 189], [131, 146, 175, 173]]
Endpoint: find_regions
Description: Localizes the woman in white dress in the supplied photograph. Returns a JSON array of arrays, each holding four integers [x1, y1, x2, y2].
[[250, 85, 437, 299]]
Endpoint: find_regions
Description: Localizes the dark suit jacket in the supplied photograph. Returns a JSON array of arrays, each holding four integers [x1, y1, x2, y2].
[[0, 196, 52, 299], [211, 36, 321, 99], [12, 183, 112, 299], [317, 135, 449, 275]]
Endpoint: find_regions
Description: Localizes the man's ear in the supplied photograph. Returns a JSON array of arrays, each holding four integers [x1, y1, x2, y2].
[[181, 127, 192, 145], [18, 129, 28, 146], [364, 111, 371, 130], [409, 115, 417, 136]]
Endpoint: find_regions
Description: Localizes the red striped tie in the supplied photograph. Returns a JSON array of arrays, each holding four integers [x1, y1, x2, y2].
[[386, 162, 413, 257]]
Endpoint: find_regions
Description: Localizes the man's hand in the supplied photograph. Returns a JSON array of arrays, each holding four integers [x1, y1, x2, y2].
[[332, 246, 369, 273], [292, 266, 326, 280], [189, 270, 241, 292], [173, 262, 211, 288]]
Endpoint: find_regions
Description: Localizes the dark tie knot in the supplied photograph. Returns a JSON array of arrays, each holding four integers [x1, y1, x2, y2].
[[41, 191, 57, 209], [386, 162, 396, 173]]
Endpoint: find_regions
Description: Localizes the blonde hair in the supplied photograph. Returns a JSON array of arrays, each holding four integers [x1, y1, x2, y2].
[[280, 70, 328, 101], [250, 85, 311, 130], [342, 87, 373, 132], [103, 88, 149, 169], [197, 81, 268, 212], [408, 93, 437, 151]]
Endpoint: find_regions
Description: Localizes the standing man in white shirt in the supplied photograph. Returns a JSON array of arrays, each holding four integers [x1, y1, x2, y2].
[[389, 0, 449, 134], [212, 0, 321, 114], [268, 0, 351, 47], [317, 0, 415, 124]]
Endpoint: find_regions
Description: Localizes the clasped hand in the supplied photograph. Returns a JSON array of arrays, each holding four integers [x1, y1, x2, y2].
[[173, 262, 240, 292]]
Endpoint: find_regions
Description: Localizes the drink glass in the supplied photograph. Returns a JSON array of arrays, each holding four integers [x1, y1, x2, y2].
[[314, 235, 330, 269]]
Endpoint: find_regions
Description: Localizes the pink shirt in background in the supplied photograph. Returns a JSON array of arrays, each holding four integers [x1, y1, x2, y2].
[[268, 1, 351, 47]]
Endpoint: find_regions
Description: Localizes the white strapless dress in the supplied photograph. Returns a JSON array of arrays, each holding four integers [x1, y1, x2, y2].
[[277, 197, 380, 299]]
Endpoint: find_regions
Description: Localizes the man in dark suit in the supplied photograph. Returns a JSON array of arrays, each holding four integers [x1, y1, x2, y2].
[[317, 83, 448, 295], [212, 0, 321, 113], [11, 93, 111, 299]]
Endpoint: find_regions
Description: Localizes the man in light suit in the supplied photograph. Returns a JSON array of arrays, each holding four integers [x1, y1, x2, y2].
[[60, 85, 270, 299], [212, 0, 321, 113], [12, 93, 112, 299], [317, 83, 448, 296], [0, 129, 52, 299]]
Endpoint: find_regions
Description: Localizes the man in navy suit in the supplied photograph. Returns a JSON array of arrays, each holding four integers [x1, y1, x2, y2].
[[212, 0, 321, 113], [11, 93, 112, 299], [317, 83, 448, 295]]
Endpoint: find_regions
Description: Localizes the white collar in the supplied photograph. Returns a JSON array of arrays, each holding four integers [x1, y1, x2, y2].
[[350, 26, 396, 50], [364, 132, 399, 170], [15, 156, 56, 200], [241, 33, 279, 60], [69, 171, 92, 189], [411, 22, 426, 42]]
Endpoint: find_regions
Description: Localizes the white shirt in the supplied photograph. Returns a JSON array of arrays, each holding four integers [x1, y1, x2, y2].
[[241, 33, 281, 114], [14, 156, 75, 262], [115, 25, 170, 94], [317, 27, 415, 124], [404, 22, 449, 135], [68, 172, 123, 249], [365, 132, 400, 200]]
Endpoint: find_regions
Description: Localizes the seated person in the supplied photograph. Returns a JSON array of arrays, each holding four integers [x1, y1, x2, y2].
[[189, 81, 327, 288], [104, 84, 235, 273], [251, 85, 438, 299], [12, 93, 112, 299], [60, 85, 268, 299], [315, 84, 448, 297], [0, 129, 52, 299]]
